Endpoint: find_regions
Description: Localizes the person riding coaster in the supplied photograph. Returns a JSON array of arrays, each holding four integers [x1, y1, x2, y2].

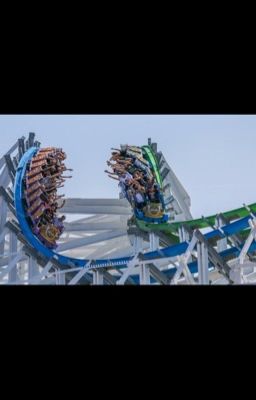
[[106, 144, 168, 223], [24, 147, 71, 249]]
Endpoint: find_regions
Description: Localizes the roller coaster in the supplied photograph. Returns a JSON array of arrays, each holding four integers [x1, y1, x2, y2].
[[1, 132, 256, 284]]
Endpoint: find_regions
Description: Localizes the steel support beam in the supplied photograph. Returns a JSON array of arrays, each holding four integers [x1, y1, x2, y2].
[[8, 232, 18, 283], [238, 220, 256, 265], [194, 230, 231, 282], [64, 222, 127, 232], [18, 138, 25, 160], [116, 255, 140, 285], [0, 198, 8, 255], [215, 216, 228, 252], [93, 270, 104, 285], [148, 263, 169, 285], [28, 257, 39, 280], [197, 242, 209, 284], [28, 132, 35, 148], [4, 154, 16, 184], [63, 198, 130, 208], [28, 261, 53, 284], [0, 141, 18, 169], [68, 265, 91, 285], [139, 263, 151, 284], [61, 205, 131, 215], [57, 230, 127, 252], [55, 270, 66, 285], [0, 250, 24, 281], [133, 235, 144, 254], [171, 234, 198, 284], [0, 186, 14, 207], [0, 166, 10, 188], [149, 232, 159, 251]]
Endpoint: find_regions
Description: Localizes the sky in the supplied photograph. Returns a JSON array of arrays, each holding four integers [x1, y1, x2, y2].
[[0, 114, 256, 219]]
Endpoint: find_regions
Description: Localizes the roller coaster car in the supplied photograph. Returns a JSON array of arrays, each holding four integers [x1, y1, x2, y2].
[[107, 144, 169, 224], [144, 202, 164, 218], [39, 224, 59, 248], [23, 147, 70, 249], [135, 203, 169, 224]]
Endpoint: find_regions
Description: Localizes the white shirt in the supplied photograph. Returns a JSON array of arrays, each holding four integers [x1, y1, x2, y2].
[[135, 192, 145, 203]]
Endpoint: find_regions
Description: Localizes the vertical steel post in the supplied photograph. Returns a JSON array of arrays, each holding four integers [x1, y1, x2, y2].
[[149, 232, 159, 251], [197, 242, 209, 284], [28, 257, 39, 280], [134, 235, 143, 254], [93, 270, 104, 285], [8, 232, 18, 283], [0, 198, 7, 256], [215, 216, 227, 252], [139, 263, 151, 284]]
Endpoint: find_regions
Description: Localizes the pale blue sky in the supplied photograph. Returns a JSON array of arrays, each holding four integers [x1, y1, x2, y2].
[[0, 115, 256, 218]]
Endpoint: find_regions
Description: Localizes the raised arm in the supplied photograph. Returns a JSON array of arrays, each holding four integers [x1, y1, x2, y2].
[[108, 175, 119, 181], [57, 200, 66, 209], [104, 170, 119, 176]]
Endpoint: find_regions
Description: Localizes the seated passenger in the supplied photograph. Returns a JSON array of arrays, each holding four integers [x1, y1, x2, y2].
[[147, 187, 156, 202], [53, 215, 66, 234], [133, 158, 152, 179], [119, 171, 133, 185], [130, 180, 146, 194], [110, 152, 122, 162], [57, 199, 66, 209], [134, 190, 146, 210], [118, 181, 128, 199], [133, 170, 147, 188], [153, 184, 165, 209]]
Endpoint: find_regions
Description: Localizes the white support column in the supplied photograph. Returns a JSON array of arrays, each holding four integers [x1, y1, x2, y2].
[[18, 257, 31, 282], [28, 257, 39, 280], [0, 227, 7, 252], [116, 255, 140, 285], [229, 263, 243, 284], [28, 261, 53, 284], [238, 222, 256, 265], [93, 270, 104, 285], [134, 235, 143, 254], [58, 271, 66, 285], [149, 232, 159, 251], [201, 243, 209, 284], [0, 198, 7, 256], [178, 227, 182, 242], [178, 226, 192, 264], [229, 219, 256, 283], [0, 165, 10, 188], [0, 251, 24, 281], [178, 227, 186, 242], [8, 232, 18, 283], [215, 217, 227, 252], [171, 234, 198, 284], [139, 263, 151, 284], [54, 268, 62, 285], [68, 264, 91, 285], [197, 242, 209, 284], [172, 257, 195, 284], [53, 267, 81, 285], [197, 242, 202, 282]]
